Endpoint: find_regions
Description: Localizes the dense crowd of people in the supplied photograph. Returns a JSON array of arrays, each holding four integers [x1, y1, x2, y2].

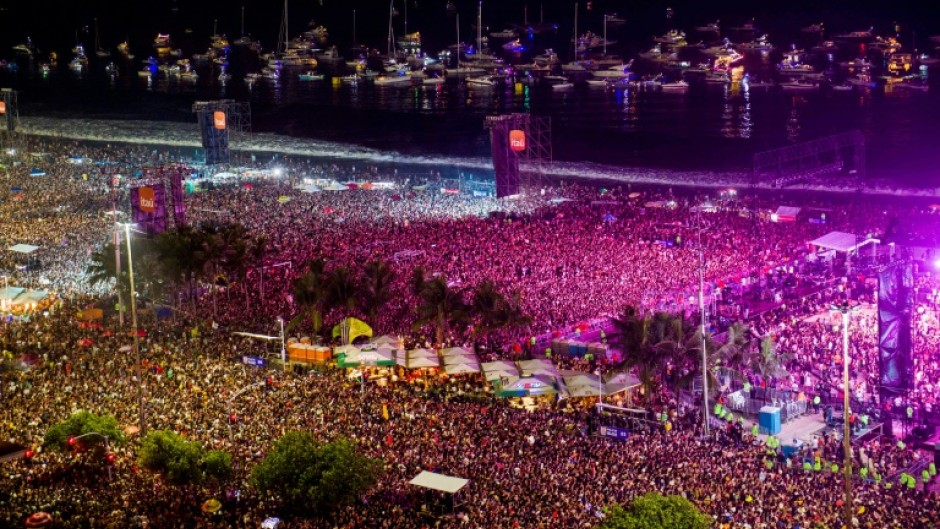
[[1, 137, 940, 528]]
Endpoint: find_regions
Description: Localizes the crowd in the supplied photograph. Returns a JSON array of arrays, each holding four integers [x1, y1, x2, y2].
[[1, 136, 940, 528]]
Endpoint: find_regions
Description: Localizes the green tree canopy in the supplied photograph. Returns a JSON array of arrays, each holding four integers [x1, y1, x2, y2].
[[202, 450, 233, 482], [139, 430, 210, 485], [250, 432, 383, 515], [43, 411, 125, 451], [597, 493, 710, 529]]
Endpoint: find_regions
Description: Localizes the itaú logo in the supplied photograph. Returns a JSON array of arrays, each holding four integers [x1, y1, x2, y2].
[[509, 129, 526, 152], [139, 186, 156, 213]]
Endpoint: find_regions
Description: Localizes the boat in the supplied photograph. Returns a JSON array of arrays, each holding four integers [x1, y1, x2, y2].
[[833, 28, 874, 42], [315, 46, 344, 66], [894, 77, 929, 92], [489, 28, 517, 39], [743, 77, 774, 89], [502, 39, 526, 53], [704, 70, 730, 84], [12, 39, 35, 56], [154, 33, 172, 56], [219, 72, 232, 82], [918, 54, 940, 68], [298, 71, 324, 81], [702, 41, 733, 57], [116, 41, 134, 60], [578, 32, 618, 52], [533, 49, 560, 67], [737, 34, 774, 52], [779, 79, 818, 91], [661, 80, 689, 92], [180, 70, 198, 83], [262, 68, 280, 80], [653, 30, 687, 46], [69, 44, 89, 73], [450, 65, 487, 77], [422, 75, 445, 86], [94, 18, 110, 58], [586, 79, 609, 88], [466, 75, 495, 87], [340, 74, 360, 85], [830, 82, 853, 92], [695, 21, 720, 35], [374, 74, 412, 86], [846, 73, 876, 88], [801, 23, 825, 35], [591, 63, 631, 79], [552, 82, 574, 91], [561, 62, 588, 73]]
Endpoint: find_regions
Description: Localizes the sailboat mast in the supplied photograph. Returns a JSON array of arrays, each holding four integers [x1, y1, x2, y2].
[[477, 1, 482, 51], [241, 6, 245, 38], [573, 3, 578, 61], [387, 0, 395, 56], [94, 18, 100, 52], [404, 0, 408, 38], [353, 10, 357, 47]]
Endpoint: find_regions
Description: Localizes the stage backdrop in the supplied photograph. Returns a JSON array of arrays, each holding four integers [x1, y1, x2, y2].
[[878, 262, 913, 397]]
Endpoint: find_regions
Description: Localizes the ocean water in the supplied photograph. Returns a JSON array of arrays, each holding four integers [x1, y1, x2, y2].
[[4, 26, 940, 191]]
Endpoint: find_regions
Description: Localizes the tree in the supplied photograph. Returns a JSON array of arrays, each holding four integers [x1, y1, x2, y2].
[[138, 430, 207, 485], [290, 259, 330, 336], [597, 493, 710, 529], [470, 280, 531, 339], [612, 307, 667, 399], [43, 411, 124, 452], [326, 266, 360, 315], [250, 432, 383, 515], [750, 335, 791, 379], [202, 450, 233, 482], [359, 260, 396, 324], [412, 275, 468, 346]]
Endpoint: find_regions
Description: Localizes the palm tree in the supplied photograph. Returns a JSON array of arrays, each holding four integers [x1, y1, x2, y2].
[[359, 260, 395, 324], [612, 307, 666, 400], [413, 275, 468, 346], [750, 335, 792, 380], [290, 259, 329, 336], [326, 266, 360, 315], [470, 280, 531, 339], [712, 322, 753, 381]]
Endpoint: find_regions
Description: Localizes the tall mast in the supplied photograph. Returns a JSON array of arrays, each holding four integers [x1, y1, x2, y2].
[[478, 1, 482, 51], [404, 0, 408, 37], [241, 6, 245, 38], [353, 9, 357, 47], [573, 3, 578, 61], [387, 0, 395, 56]]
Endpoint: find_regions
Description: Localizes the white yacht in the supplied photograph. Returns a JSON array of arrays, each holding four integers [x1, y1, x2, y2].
[[466, 75, 495, 87], [661, 80, 690, 92], [779, 78, 818, 91]]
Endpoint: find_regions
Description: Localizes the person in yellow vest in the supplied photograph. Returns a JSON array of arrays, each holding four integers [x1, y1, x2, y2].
[[664, 421, 672, 432], [923, 469, 931, 484], [814, 460, 822, 471], [859, 467, 868, 479], [930, 462, 937, 477], [751, 424, 759, 437], [545, 347, 552, 358], [831, 463, 839, 473]]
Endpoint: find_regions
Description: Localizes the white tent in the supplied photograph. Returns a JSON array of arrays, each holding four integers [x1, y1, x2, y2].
[[8, 244, 39, 254], [407, 348, 437, 358], [333, 344, 361, 356], [481, 361, 519, 381], [441, 347, 473, 357], [808, 231, 862, 253], [604, 372, 642, 395], [518, 359, 559, 377], [444, 363, 480, 375], [409, 471, 469, 494], [774, 206, 802, 221], [405, 356, 440, 369], [369, 335, 401, 346], [443, 354, 478, 366]]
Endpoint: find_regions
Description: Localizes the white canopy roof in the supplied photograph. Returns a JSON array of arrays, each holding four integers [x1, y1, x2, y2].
[[407, 348, 437, 358], [481, 361, 520, 381], [444, 363, 481, 375], [775, 206, 802, 219], [443, 354, 478, 366], [397, 355, 440, 369], [333, 344, 361, 356], [809, 231, 861, 253], [518, 359, 559, 377], [409, 471, 469, 494], [8, 244, 39, 254], [441, 347, 473, 357], [369, 335, 401, 346]]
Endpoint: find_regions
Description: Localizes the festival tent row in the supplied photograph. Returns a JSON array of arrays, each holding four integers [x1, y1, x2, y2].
[[441, 348, 481, 375], [0, 287, 49, 311]]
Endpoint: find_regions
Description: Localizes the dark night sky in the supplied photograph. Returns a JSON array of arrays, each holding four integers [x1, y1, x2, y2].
[[0, 0, 935, 59]]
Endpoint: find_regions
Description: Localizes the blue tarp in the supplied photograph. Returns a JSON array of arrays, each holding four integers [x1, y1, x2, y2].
[[29, 168, 46, 177]]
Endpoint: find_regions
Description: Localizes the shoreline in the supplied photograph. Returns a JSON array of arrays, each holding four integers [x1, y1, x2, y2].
[[18, 116, 940, 200]]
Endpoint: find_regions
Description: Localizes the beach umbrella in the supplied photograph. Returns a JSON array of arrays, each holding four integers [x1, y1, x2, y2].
[[201, 499, 222, 514], [29, 168, 46, 177], [24, 512, 53, 528]]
